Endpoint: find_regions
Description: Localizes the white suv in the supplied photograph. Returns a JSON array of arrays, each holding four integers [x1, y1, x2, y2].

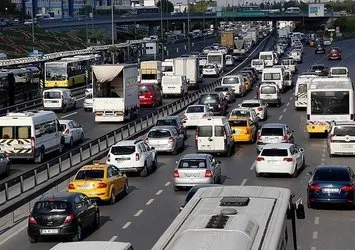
[[106, 139, 157, 177], [328, 121, 355, 157]]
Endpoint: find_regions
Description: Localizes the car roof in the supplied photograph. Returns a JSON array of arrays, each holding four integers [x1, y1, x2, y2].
[[157, 116, 180, 121], [114, 139, 140, 146], [262, 143, 293, 150], [181, 153, 210, 160], [261, 123, 286, 128], [79, 162, 109, 171], [40, 192, 79, 201], [315, 165, 349, 172], [150, 126, 176, 131]]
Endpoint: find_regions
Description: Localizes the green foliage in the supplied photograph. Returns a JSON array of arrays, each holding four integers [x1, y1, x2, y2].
[[0, 0, 19, 15], [156, 0, 174, 13], [333, 16, 355, 32]]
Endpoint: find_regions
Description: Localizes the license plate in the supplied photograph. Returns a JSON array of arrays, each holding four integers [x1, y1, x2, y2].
[[342, 144, 353, 148], [268, 160, 280, 164], [40, 229, 59, 235], [235, 129, 241, 134], [78, 185, 93, 190], [265, 138, 278, 143], [323, 188, 339, 193]]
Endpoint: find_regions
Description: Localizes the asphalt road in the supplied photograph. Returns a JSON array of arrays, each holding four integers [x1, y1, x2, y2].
[[2, 38, 354, 250]]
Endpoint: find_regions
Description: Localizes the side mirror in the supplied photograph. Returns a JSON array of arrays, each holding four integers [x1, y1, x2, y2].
[[299, 148, 304, 152], [217, 160, 222, 164], [291, 130, 295, 133], [238, 104, 242, 107], [232, 129, 236, 134], [307, 171, 313, 176], [264, 103, 268, 107], [208, 106, 213, 111]]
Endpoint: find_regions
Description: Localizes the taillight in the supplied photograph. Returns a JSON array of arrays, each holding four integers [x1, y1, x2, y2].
[[246, 128, 250, 134], [144, 138, 149, 144], [256, 157, 264, 161], [64, 213, 75, 223], [257, 107, 263, 111], [282, 135, 288, 141], [68, 183, 75, 190], [173, 170, 179, 178], [341, 185, 353, 192], [64, 129, 70, 135], [168, 137, 174, 143], [257, 135, 261, 140], [283, 157, 293, 162], [97, 182, 108, 188], [205, 169, 213, 177], [136, 153, 140, 161], [107, 155, 111, 162], [28, 216, 37, 225], [308, 184, 321, 191]]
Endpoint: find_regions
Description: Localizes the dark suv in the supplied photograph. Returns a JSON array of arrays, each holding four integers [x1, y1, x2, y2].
[[155, 116, 186, 138], [198, 92, 228, 116], [310, 64, 328, 76]]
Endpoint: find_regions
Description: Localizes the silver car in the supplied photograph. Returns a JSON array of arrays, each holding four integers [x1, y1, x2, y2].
[[59, 120, 85, 147], [173, 154, 222, 191], [145, 126, 184, 154], [83, 93, 93, 111], [0, 153, 10, 176], [214, 86, 236, 103]]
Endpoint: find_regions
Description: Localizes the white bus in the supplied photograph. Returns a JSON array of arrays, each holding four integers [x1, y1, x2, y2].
[[294, 73, 319, 109], [0, 111, 64, 163], [152, 185, 305, 250], [307, 78, 353, 135], [207, 51, 225, 72]]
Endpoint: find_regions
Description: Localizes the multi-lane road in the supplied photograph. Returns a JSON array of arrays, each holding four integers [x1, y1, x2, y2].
[[1, 38, 355, 250]]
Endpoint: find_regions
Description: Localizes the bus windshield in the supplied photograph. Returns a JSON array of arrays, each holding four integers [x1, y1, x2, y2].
[[46, 64, 67, 81], [311, 91, 350, 115]]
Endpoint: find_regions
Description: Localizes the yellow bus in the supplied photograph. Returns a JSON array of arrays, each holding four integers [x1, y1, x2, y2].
[[44, 54, 101, 88]]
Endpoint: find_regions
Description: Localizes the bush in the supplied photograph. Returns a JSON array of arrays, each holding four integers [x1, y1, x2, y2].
[[333, 16, 355, 32]]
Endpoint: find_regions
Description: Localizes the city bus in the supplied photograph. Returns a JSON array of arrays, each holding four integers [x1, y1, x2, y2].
[[152, 185, 305, 250], [307, 77, 353, 135], [44, 54, 100, 88]]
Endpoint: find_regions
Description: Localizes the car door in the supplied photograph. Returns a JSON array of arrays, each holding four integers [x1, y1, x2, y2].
[[291, 146, 302, 166], [144, 142, 155, 164], [140, 143, 152, 167], [73, 195, 88, 228], [67, 121, 75, 141], [111, 166, 124, 193], [0, 154, 6, 174], [80, 194, 96, 226]]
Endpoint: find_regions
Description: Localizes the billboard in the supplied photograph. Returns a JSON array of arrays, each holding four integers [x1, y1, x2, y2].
[[309, 4, 325, 17]]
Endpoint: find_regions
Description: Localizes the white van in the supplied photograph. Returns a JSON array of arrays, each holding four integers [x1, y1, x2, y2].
[[0, 111, 64, 163], [196, 117, 235, 156], [162, 59, 174, 76], [329, 66, 349, 78], [50, 241, 133, 250], [258, 83, 281, 106], [251, 59, 264, 73], [161, 75, 188, 97], [294, 73, 319, 109], [262, 67, 285, 92], [43, 88, 77, 112], [221, 75, 246, 96], [281, 58, 297, 74], [259, 51, 274, 67]]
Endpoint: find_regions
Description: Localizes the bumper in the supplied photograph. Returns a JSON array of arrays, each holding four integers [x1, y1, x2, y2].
[[329, 143, 355, 155], [328, 56, 340, 60], [260, 98, 280, 104], [255, 163, 294, 175], [307, 124, 330, 133], [95, 115, 124, 122], [28, 224, 76, 238], [308, 196, 353, 205], [196, 148, 228, 154], [43, 105, 63, 111], [232, 134, 252, 142], [83, 103, 93, 109], [139, 99, 155, 106], [173, 178, 214, 187], [68, 189, 111, 201], [183, 120, 199, 127]]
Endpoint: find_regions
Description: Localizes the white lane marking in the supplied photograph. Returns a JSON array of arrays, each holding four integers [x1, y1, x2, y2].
[[311, 247, 317, 250], [279, 115, 283, 120], [109, 236, 118, 242], [0, 224, 27, 246], [122, 222, 132, 229], [286, 102, 290, 107], [250, 161, 256, 170], [289, 96, 293, 101], [312, 231, 318, 239], [241, 178, 247, 186], [146, 198, 154, 205], [283, 108, 287, 113], [315, 216, 319, 225], [77, 96, 85, 101], [165, 182, 171, 187], [61, 112, 78, 119], [134, 209, 144, 217], [156, 190, 163, 195]]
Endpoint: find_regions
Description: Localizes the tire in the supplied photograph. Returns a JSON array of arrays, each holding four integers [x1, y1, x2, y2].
[[109, 189, 116, 204], [123, 180, 129, 196], [174, 186, 180, 192], [58, 142, 64, 154], [172, 146, 178, 155], [140, 163, 148, 177], [307, 199, 312, 209], [291, 165, 298, 178], [255, 170, 261, 177], [73, 224, 83, 241], [152, 157, 158, 170], [28, 236, 37, 243], [84, 108, 89, 112], [69, 137, 74, 148], [35, 149, 44, 164], [73, 102, 76, 110], [80, 133, 84, 142], [92, 211, 100, 229], [5, 163, 10, 176]]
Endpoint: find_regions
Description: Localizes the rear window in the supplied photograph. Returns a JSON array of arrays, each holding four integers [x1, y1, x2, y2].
[[241, 102, 260, 108], [312, 65, 325, 70], [85, 93, 93, 99], [222, 77, 239, 84], [214, 125, 225, 136], [178, 159, 207, 169], [330, 49, 339, 53], [0, 126, 31, 139], [204, 65, 215, 69], [313, 169, 350, 181], [331, 69, 347, 75], [229, 120, 247, 126], [261, 149, 288, 156], [75, 170, 104, 180], [230, 109, 250, 117], [110, 146, 135, 155], [44, 91, 61, 99], [139, 85, 153, 94], [148, 129, 171, 138], [199, 95, 219, 104], [33, 201, 70, 214], [261, 127, 284, 136], [156, 119, 178, 127], [263, 73, 281, 80], [198, 126, 212, 137], [333, 126, 355, 136], [186, 106, 204, 113], [261, 86, 277, 94], [252, 60, 263, 65]]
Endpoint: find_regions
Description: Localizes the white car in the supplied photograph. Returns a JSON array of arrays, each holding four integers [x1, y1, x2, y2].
[[59, 119, 85, 147], [106, 139, 157, 177], [255, 143, 305, 177], [83, 93, 93, 111], [328, 121, 355, 157], [225, 55, 234, 66], [323, 37, 331, 46], [202, 64, 219, 77], [239, 99, 268, 120], [250, 59, 264, 73], [203, 47, 212, 54], [218, 47, 228, 54], [288, 51, 302, 63], [182, 105, 212, 127]]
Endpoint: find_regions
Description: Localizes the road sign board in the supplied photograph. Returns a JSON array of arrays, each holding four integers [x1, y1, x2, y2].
[[309, 4, 325, 17]]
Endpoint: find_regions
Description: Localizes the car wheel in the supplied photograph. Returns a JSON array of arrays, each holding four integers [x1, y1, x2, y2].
[[152, 157, 158, 170], [174, 186, 180, 192], [140, 163, 148, 177], [307, 199, 312, 208], [28, 236, 37, 243], [123, 180, 129, 196], [291, 165, 298, 178], [5, 163, 10, 176], [58, 142, 64, 154], [255, 170, 261, 177], [69, 137, 74, 148], [109, 189, 116, 204], [74, 224, 83, 241], [172, 146, 178, 155], [80, 133, 84, 142], [92, 211, 100, 229], [35, 149, 44, 164]]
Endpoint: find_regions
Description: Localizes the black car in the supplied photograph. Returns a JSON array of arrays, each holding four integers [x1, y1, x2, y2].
[[179, 184, 222, 211], [315, 44, 326, 54], [310, 64, 328, 76], [232, 52, 246, 62], [155, 116, 186, 138], [198, 92, 228, 116], [28, 192, 100, 243], [307, 165, 355, 208]]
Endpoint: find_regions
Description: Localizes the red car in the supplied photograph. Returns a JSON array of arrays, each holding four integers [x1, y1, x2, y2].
[[328, 47, 342, 60], [138, 83, 162, 107]]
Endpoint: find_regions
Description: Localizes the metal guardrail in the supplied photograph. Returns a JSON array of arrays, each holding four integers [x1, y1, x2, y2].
[[0, 35, 271, 220]]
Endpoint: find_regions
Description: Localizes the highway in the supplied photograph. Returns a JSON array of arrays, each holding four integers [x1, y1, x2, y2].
[[1, 38, 355, 250]]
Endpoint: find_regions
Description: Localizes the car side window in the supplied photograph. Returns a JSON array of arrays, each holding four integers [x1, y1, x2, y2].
[[107, 166, 114, 178], [144, 143, 151, 151], [139, 143, 147, 152], [79, 194, 91, 206], [74, 195, 83, 210], [68, 122, 74, 129]]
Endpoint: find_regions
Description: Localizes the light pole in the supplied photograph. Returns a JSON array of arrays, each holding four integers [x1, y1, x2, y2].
[[31, 0, 35, 44], [187, 0, 190, 53], [111, 0, 115, 64], [160, 0, 164, 61]]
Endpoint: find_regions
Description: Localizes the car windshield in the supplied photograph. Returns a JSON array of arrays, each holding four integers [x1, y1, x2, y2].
[[261, 149, 288, 156], [186, 106, 204, 113], [44, 92, 61, 99], [313, 169, 350, 181], [75, 170, 104, 180], [156, 119, 177, 127], [260, 86, 276, 94], [261, 127, 283, 136], [110, 146, 135, 155], [222, 77, 239, 84], [241, 102, 260, 108], [178, 159, 207, 168], [229, 120, 248, 126], [263, 73, 281, 80], [252, 60, 263, 65], [331, 69, 347, 75], [199, 95, 218, 104], [148, 129, 171, 138], [33, 201, 70, 215]]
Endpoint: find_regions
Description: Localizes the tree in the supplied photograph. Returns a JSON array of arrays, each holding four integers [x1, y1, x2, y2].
[[0, 0, 19, 16], [156, 0, 174, 13]]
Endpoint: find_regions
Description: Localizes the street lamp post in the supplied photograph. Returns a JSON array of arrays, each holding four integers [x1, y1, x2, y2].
[[111, 0, 115, 64], [31, 0, 35, 44], [160, 0, 164, 61], [187, 0, 190, 53]]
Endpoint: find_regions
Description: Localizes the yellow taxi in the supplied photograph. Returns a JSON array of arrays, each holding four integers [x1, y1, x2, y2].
[[68, 161, 128, 204], [243, 76, 252, 91], [229, 118, 257, 143]]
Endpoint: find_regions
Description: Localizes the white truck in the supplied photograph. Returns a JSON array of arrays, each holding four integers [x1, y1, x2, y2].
[[139, 60, 162, 85], [207, 51, 225, 73], [92, 64, 139, 122], [174, 57, 201, 89]]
